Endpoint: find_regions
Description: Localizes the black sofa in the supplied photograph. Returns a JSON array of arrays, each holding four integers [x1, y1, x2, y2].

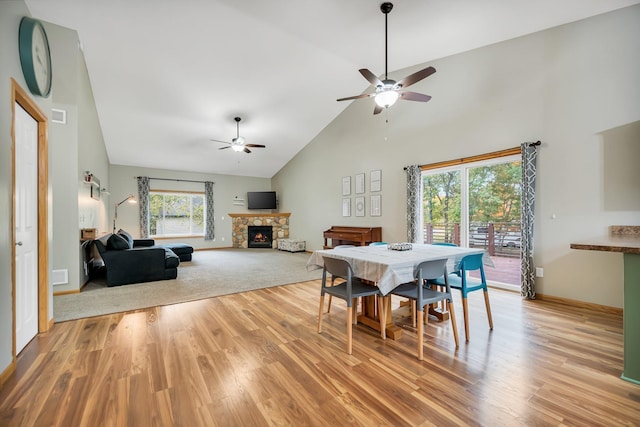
[[94, 231, 179, 287]]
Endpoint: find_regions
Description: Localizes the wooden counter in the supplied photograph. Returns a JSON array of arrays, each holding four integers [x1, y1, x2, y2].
[[571, 226, 640, 385]]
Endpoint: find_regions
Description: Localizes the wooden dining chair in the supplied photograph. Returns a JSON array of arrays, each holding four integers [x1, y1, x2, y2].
[[318, 256, 387, 355], [390, 258, 459, 360], [430, 253, 493, 341]]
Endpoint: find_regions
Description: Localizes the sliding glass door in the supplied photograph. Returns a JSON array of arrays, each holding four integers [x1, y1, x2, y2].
[[422, 155, 522, 288]]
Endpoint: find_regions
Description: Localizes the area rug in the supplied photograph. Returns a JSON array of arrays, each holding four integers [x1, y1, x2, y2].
[[54, 248, 322, 322]]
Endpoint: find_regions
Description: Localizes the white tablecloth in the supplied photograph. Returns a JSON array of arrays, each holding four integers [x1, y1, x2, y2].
[[306, 244, 490, 295]]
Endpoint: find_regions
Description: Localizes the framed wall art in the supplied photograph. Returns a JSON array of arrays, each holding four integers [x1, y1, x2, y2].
[[355, 196, 365, 217], [370, 194, 381, 216], [355, 173, 365, 194], [342, 198, 351, 217], [342, 176, 351, 196], [370, 169, 381, 192]]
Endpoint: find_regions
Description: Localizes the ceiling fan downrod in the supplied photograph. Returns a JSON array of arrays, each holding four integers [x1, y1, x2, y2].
[[381, 2, 393, 81]]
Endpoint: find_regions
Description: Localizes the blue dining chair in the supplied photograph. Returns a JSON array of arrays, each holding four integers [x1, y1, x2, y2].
[[390, 258, 459, 360], [318, 256, 386, 354], [430, 253, 493, 341], [428, 242, 459, 313]]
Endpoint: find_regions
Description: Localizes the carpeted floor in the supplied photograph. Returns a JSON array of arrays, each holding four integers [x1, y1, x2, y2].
[[54, 248, 322, 322]]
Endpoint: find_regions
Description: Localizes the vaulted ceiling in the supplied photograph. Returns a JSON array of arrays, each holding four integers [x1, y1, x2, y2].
[[25, 0, 640, 178]]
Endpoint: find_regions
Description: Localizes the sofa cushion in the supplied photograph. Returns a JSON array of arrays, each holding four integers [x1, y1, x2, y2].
[[164, 249, 180, 269], [117, 229, 134, 248], [160, 243, 194, 261], [107, 233, 130, 250]]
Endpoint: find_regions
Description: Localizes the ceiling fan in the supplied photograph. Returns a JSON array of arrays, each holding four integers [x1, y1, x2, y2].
[[337, 2, 436, 115], [211, 117, 265, 153]]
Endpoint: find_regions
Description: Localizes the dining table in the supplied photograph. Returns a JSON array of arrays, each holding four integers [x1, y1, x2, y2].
[[306, 243, 490, 339]]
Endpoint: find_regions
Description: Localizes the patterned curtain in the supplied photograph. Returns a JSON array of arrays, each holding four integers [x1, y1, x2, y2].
[[521, 142, 539, 299], [137, 176, 150, 238], [204, 181, 215, 240], [405, 165, 422, 243]]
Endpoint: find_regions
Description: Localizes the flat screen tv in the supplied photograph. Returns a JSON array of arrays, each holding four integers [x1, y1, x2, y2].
[[247, 191, 277, 209]]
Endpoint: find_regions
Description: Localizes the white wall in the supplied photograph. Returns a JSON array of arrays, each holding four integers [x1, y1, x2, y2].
[[0, 0, 53, 379], [47, 21, 109, 294], [109, 165, 272, 249], [273, 5, 640, 309]]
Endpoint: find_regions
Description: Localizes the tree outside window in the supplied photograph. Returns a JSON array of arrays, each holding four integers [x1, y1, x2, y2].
[[149, 192, 204, 237]]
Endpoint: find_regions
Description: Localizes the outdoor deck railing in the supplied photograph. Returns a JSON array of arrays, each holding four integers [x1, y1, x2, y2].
[[424, 222, 521, 258]]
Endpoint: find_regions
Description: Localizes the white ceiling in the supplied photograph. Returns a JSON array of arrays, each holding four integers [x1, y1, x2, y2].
[[25, 0, 640, 178]]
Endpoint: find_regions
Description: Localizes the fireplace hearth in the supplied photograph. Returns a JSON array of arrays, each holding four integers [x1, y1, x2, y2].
[[248, 226, 273, 248]]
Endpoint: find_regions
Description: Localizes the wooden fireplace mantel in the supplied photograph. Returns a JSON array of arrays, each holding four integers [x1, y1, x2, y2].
[[228, 213, 291, 218]]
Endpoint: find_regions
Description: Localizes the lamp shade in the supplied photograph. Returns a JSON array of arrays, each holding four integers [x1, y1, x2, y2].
[[375, 90, 399, 108]]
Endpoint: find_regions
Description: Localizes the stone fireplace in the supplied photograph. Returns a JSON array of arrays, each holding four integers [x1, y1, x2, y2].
[[248, 226, 273, 248], [228, 213, 290, 249]]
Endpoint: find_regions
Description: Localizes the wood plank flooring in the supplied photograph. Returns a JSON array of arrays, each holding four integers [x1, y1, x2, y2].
[[1, 280, 639, 426]]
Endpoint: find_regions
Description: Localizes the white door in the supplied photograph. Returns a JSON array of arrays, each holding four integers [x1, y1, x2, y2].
[[15, 103, 39, 353]]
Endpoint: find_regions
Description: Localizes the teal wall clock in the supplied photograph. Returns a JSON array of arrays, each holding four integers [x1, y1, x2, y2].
[[18, 17, 52, 97]]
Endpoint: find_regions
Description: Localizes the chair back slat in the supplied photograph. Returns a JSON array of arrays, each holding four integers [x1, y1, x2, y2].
[[458, 253, 484, 271], [415, 258, 449, 281], [323, 256, 352, 279], [334, 245, 355, 249]]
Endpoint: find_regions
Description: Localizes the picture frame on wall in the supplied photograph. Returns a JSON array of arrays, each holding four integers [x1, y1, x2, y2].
[[342, 176, 351, 196], [355, 196, 365, 217], [355, 173, 365, 194], [342, 198, 351, 217], [370, 194, 381, 216], [370, 169, 381, 192]]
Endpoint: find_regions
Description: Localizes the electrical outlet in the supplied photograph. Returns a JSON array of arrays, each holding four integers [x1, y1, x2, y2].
[[535, 267, 544, 278]]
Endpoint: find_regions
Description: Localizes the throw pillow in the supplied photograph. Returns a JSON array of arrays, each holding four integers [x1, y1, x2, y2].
[[117, 229, 134, 248], [107, 233, 130, 250]]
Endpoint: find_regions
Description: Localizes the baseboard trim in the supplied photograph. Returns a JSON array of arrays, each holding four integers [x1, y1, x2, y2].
[[53, 289, 80, 296], [194, 247, 234, 251], [536, 293, 622, 315], [0, 358, 16, 387]]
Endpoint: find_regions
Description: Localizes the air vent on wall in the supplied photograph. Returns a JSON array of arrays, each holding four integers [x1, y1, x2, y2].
[[52, 269, 68, 286], [51, 108, 66, 124]]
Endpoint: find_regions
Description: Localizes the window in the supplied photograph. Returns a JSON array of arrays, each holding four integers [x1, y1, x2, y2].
[[422, 151, 522, 289], [149, 191, 204, 237]]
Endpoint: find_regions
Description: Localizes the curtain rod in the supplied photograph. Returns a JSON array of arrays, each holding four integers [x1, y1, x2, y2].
[[403, 142, 541, 170], [135, 176, 214, 184]]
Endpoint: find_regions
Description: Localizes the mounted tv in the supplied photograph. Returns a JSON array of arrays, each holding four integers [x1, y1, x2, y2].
[[247, 191, 277, 210]]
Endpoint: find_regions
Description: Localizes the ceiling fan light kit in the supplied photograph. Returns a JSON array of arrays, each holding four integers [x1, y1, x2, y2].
[[211, 116, 266, 154], [337, 2, 436, 115]]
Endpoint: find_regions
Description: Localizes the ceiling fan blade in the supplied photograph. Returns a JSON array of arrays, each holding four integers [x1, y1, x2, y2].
[[359, 69, 384, 87], [218, 146, 231, 150], [244, 147, 252, 154], [373, 104, 383, 115], [399, 91, 432, 102], [396, 66, 436, 89], [245, 144, 265, 148], [337, 93, 374, 102], [211, 139, 231, 144]]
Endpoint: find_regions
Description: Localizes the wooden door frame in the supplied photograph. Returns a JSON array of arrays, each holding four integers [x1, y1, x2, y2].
[[11, 78, 50, 361]]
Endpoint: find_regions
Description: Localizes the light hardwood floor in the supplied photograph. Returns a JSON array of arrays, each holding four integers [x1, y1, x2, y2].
[[1, 280, 639, 426]]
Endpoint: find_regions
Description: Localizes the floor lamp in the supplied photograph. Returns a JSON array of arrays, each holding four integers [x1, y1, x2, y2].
[[113, 195, 137, 233]]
